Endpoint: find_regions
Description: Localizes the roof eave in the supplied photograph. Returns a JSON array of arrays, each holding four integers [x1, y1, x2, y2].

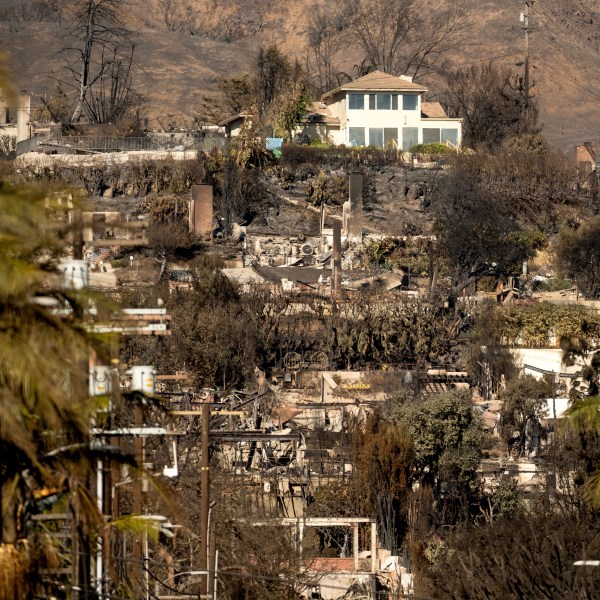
[[322, 86, 427, 101]]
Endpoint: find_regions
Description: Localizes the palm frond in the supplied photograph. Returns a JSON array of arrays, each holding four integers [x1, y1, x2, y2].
[[109, 515, 160, 542], [565, 396, 600, 433], [583, 471, 600, 508]]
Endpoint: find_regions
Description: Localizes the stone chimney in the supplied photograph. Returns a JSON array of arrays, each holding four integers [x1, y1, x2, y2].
[[189, 184, 214, 239]]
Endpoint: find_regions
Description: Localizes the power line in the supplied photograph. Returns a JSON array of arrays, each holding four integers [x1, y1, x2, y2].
[[447, 51, 522, 68], [530, 28, 600, 102], [532, 57, 600, 104]]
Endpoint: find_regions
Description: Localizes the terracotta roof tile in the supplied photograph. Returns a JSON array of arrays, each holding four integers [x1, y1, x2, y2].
[[322, 70, 427, 100], [303, 102, 341, 125], [421, 101, 448, 119]]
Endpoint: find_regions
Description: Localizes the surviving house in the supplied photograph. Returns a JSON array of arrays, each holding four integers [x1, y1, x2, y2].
[[299, 70, 462, 149]]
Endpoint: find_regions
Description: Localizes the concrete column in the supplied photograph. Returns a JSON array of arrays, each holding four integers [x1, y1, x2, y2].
[[298, 519, 304, 558], [16, 93, 31, 143]]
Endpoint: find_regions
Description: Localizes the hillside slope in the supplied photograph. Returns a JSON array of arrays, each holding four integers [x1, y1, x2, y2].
[[1, 0, 599, 152]]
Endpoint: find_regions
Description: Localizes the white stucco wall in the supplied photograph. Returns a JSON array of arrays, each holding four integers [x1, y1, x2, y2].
[[511, 348, 582, 378], [329, 92, 422, 147], [325, 92, 461, 149], [511, 348, 586, 397], [346, 94, 421, 128]]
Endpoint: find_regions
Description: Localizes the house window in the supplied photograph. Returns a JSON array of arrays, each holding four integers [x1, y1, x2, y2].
[[384, 128, 398, 147], [349, 127, 365, 146], [369, 94, 398, 110], [402, 127, 418, 150], [423, 128, 441, 144], [441, 128, 458, 145], [371, 128, 400, 147], [377, 93, 391, 110], [348, 94, 364, 110], [369, 128, 384, 147], [403, 95, 418, 110], [368, 93, 394, 110]]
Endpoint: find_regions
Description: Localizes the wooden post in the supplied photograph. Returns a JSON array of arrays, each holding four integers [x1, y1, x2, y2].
[[108, 345, 121, 590], [133, 402, 144, 583], [72, 208, 84, 260], [370, 521, 377, 600], [200, 403, 210, 598], [353, 524, 359, 571]]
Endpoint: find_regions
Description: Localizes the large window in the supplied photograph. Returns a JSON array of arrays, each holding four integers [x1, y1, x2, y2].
[[348, 94, 364, 110], [384, 128, 398, 147], [423, 128, 440, 144], [369, 128, 384, 147], [422, 128, 459, 145], [441, 128, 458, 145], [403, 94, 418, 110], [367, 128, 399, 147], [377, 93, 391, 110], [349, 127, 365, 146], [368, 93, 396, 110], [402, 127, 418, 150]]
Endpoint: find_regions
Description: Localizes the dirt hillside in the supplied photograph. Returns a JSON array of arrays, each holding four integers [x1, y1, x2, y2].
[[1, 0, 599, 153]]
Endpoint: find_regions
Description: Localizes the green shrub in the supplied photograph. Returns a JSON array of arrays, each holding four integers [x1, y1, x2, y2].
[[409, 142, 449, 157], [280, 143, 407, 168]]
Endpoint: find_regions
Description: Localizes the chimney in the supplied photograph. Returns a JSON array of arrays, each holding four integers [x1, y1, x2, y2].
[[189, 185, 214, 239], [16, 92, 31, 143]]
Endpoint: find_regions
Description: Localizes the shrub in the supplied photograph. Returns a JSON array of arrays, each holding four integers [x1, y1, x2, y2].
[[409, 143, 449, 158], [280, 143, 408, 169]]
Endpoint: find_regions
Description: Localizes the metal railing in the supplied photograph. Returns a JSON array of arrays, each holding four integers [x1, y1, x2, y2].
[[57, 135, 158, 152]]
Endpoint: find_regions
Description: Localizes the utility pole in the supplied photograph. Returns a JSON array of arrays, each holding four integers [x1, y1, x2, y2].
[[520, 1, 534, 125], [133, 400, 144, 585], [199, 402, 210, 599]]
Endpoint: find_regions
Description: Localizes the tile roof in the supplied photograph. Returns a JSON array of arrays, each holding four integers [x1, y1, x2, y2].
[[322, 70, 427, 100], [421, 101, 448, 119], [303, 101, 340, 125]]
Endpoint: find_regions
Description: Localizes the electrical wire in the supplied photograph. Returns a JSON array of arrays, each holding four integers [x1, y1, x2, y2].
[[532, 56, 600, 104], [447, 51, 523, 68]]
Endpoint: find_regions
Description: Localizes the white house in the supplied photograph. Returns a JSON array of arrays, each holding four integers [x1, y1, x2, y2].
[[299, 70, 462, 150]]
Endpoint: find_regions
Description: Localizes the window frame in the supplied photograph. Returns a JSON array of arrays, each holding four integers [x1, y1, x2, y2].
[[348, 93, 365, 110], [369, 127, 384, 147], [402, 94, 419, 111], [349, 126, 366, 147], [402, 127, 418, 150]]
